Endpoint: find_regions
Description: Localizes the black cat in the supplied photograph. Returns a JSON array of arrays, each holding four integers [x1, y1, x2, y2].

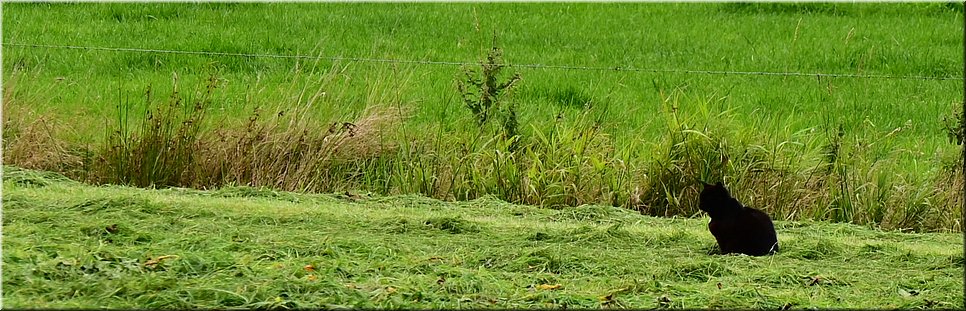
[[699, 181, 779, 256]]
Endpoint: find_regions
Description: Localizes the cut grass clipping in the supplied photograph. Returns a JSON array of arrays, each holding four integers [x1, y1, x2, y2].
[[3, 166, 962, 309]]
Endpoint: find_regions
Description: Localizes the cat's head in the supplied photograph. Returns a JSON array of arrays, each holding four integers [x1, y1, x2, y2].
[[698, 181, 739, 216], [699, 181, 730, 197]]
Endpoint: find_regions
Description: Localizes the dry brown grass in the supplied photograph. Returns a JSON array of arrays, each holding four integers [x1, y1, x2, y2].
[[2, 76, 83, 173], [918, 155, 964, 232], [195, 104, 410, 192]]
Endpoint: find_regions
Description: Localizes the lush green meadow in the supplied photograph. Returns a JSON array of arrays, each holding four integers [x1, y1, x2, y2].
[[2, 2, 964, 232], [3, 166, 963, 308], [4, 3, 962, 142]]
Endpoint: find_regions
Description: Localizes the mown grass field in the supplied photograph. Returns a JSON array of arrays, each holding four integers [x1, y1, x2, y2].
[[3, 166, 963, 309]]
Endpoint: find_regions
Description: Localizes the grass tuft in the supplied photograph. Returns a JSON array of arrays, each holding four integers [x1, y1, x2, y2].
[[423, 216, 483, 234]]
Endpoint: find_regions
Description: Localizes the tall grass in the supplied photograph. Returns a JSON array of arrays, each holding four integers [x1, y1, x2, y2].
[[3, 61, 960, 232], [11, 69, 963, 231], [95, 74, 214, 188], [81, 63, 408, 193]]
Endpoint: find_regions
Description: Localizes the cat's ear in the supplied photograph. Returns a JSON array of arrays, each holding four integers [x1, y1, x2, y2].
[[715, 181, 724, 187], [699, 180, 713, 189]]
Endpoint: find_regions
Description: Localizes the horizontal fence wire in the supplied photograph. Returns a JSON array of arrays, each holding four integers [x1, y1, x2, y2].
[[4, 42, 963, 81]]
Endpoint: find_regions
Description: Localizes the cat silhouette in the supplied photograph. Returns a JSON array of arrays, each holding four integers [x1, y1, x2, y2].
[[699, 181, 779, 256]]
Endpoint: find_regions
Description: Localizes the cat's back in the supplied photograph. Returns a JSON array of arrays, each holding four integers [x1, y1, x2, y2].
[[745, 206, 777, 230], [744, 206, 779, 254]]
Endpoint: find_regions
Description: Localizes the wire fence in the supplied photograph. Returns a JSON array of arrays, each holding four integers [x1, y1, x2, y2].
[[4, 42, 964, 81]]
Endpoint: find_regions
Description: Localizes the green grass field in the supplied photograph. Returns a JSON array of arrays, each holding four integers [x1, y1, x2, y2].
[[4, 3, 963, 146], [2, 4, 965, 307], [3, 166, 963, 309]]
